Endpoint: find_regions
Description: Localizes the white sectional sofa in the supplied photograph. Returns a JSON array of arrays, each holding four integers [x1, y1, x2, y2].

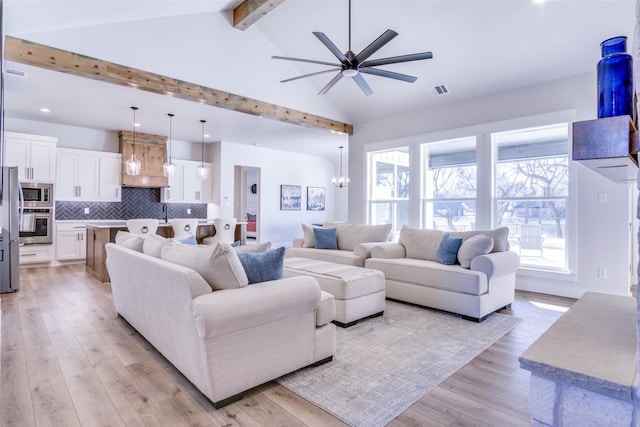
[[286, 222, 393, 267], [365, 226, 520, 322], [105, 238, 336, 408]]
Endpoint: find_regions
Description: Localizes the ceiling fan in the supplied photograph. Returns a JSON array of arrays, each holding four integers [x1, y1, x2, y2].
[[272, 0, 433, 96]]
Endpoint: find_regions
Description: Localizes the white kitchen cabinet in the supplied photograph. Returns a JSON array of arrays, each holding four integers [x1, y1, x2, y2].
[[56, 148, 100, 201], [161, 160, 212, 203], [99, 153, 122, 201], [19, 244, 53, 265], [55, 222, 87, 261], [4, 132, 57, 182]]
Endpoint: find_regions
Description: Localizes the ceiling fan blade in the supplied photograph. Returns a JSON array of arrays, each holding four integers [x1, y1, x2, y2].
[[313, 32, 350, 64], [359, 67, 417, 83], [272, 55, 339, 68], [352, 74, 373, 96], [318, 73, 344, 95], [360, 51, 433, 68], [280, 68, 341, 83], [353, 29, 398, 65]]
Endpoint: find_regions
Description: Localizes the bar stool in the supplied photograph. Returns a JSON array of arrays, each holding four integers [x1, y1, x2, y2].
[[171, 218, 199, 244], [203, 218, 236, 245], [126, 218, 159, 236]]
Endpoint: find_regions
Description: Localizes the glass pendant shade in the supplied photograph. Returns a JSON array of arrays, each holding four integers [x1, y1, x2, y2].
[[198, 119, 208, 180], [332, 145, 349, 188], [125, 106, 141, 176], [197, 165, 208, 180], [163, 113, 176, 178], [126, 153, 142, 176]]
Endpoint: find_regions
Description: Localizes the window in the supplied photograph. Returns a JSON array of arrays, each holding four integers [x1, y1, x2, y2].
[[493, 124, 569, 270], [423, 137, 477, 231], [367, 148, 410, 234]]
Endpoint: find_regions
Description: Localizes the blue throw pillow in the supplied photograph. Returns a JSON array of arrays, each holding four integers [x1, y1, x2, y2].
[[179, 235, 197, 245], [237, 246, 285, 284], [436, 234, 463, 265], [313, 227, 337, 250]]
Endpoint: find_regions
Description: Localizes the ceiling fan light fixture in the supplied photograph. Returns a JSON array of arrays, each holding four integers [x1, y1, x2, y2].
[[341, 68, 359, 77]]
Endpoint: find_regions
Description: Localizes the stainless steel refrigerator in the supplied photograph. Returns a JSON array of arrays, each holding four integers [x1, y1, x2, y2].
[[0, 166, 20, 293]]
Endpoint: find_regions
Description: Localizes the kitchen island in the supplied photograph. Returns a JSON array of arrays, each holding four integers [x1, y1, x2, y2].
[[86, 221, 245, 283]]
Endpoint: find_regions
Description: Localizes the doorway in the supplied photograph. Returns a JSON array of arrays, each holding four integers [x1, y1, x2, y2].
[[235, 166, 260, 243]]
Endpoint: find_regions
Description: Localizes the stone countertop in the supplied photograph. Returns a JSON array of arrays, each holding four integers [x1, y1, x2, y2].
[[519, 291, 638, 400], [83, 220, 246, 229]]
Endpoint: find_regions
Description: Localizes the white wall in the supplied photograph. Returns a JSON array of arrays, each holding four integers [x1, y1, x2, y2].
[[349, 72, 632, 299], [217, 142, 337, 248]]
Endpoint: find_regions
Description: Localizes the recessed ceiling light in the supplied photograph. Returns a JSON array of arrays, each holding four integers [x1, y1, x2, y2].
[[134, 123, 141, 127], [40, 107, 50, 113], [204, 134, 210, 138], [533, 0, 546, 4]]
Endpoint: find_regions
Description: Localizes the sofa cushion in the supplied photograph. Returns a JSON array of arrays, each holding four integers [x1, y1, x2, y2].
[[457, 235, 494, 268], [436, 234, 463, 265], [314, 227, 338, 249], [234, 241, 271, 253], [449, 227, 509, 253], [115, 231, 145, 252], [365, 257, 488, 296], [286, 247, 365, 267], [237, 247, 285, 284], [323, 222, 392, 251], [143, 233, 173, 258], [161, 243, 249, 290], [301, 223, 316, 248], [398, 226, 445, 261]]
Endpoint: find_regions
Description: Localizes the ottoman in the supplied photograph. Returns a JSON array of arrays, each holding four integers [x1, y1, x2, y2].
[[284, 257, 386, 327]]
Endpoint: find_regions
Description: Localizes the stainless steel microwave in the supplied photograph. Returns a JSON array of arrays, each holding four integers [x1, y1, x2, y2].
[[20, 182, 53, 208]]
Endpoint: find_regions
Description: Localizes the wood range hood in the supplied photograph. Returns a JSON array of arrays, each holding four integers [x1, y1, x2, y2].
[[119, 130, 169, 188]]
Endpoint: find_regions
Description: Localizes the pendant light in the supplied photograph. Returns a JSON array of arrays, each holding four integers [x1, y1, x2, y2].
[[331, 145, 350, 188], [197, 120, 208, 180], [125, 106, 142, 176], [163, 113, 176, 178]]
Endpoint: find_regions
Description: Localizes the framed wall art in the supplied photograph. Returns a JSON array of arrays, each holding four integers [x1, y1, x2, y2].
[[280, 185, 301, 210], [307, 186, 325, 211]]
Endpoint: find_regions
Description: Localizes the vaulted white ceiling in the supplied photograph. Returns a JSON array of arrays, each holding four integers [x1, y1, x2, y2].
[[2, 0, 635, 165]]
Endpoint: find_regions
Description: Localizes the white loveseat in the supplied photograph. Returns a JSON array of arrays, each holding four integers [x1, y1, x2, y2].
[[286, 222, 393, 267], [365, 226, 520, 322], [105, 240, 336, 408]]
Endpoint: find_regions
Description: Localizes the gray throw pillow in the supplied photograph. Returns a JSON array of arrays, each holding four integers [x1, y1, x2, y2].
[[457, 235, 494, 268]]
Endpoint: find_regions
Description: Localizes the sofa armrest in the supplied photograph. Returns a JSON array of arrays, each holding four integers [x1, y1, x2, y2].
[[470, 251, 520, 279], [193, 276, 321, 339], [353, 242, 388, 260], [292, 238, 304, 248], [370, 242, 406, 259]]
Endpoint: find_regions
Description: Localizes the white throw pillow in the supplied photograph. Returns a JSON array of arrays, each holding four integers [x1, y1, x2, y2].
[[234, 241, 272, 253], [161, 243, 249, 290], [301, 223, 316, 248], [457, 235, 494, 268], [114, 231, 145, 252], [398, 226, 445, 261], [143, 233, 173, 258]]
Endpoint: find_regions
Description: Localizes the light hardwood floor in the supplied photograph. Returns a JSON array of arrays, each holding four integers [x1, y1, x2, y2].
[[1, 264, 576, 427]]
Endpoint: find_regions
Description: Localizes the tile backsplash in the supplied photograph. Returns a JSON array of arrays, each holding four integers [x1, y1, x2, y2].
[[54, 187, 207, 221]]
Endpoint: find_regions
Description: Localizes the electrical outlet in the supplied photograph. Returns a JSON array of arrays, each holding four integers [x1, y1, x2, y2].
[[84, 207, 90, 214], [598, 192, 608, 203], [187, 208, 191, 215], [597, 268, 608, 279]]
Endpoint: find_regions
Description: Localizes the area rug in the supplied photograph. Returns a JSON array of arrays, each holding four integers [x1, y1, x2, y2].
[[276, 300, 522, 427]]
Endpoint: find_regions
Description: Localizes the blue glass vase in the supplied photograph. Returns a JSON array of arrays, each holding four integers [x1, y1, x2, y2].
[[597, 36, 634, 118]]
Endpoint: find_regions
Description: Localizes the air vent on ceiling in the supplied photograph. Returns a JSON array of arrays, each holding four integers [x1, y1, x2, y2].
[[431, 83, 449, 96], [4, 68, 26, 78]]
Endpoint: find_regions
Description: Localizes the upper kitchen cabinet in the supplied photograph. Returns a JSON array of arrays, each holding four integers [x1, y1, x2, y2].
[[118, 130, 168, 188], [160, 159, 213, 203], [56, 149, 122, 202], [99, 153, 122, 202], [4, 132, 57, 182], [56, 148, 100, 201]]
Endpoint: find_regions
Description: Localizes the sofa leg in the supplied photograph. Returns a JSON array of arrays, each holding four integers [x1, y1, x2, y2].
[[461, 314, 488, 323], [333, 311, 384, 328], [310, 356, 333, 367], [210, 392, 244, 409], [503, 304, 512, 310]]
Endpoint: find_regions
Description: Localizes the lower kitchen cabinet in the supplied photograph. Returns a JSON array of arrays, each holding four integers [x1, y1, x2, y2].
[[19, 244, 53, 265], [56, 222, 87, 261]]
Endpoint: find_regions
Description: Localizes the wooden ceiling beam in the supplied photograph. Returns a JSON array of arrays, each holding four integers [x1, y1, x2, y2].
[[4, 36, 354, 135], [233, 0, 285, 30]]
